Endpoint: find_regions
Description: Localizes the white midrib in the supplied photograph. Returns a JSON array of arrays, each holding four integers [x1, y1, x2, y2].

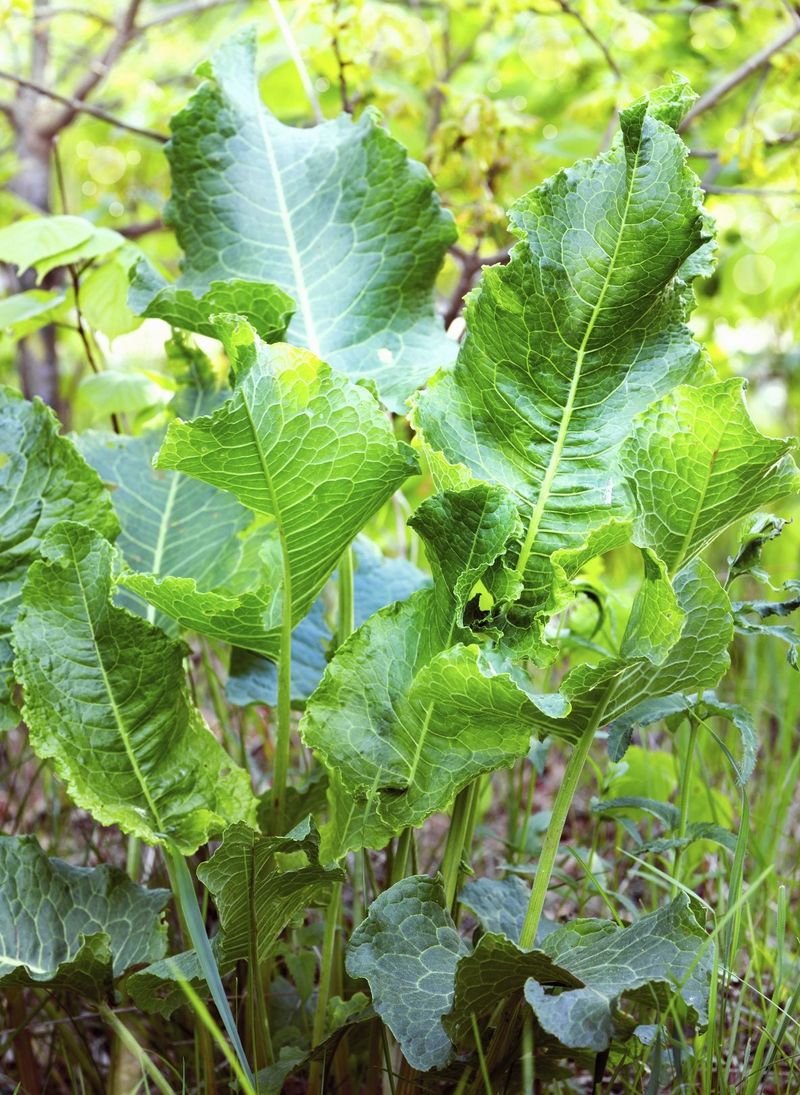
[[146, 472, 179, 625], [145, 388, 203, 624], [253, 91, 321, 357], [71, 543, 164, 832], [515, 138, 643, 579]]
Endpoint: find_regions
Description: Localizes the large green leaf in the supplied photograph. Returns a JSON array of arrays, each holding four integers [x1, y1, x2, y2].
[[0, 388, 119, 728], [12, 522, 255, 853], [620, 378, 800, 575], [301, 486, 566, 859], [414, 82, 711, 620], [124, 321, 417, 657], [136, 27, 456, 411], [346, 875, 468, 1071], [0, 834, 168, 999]]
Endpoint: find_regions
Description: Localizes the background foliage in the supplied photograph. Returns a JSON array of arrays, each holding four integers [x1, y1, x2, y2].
[[1, 0, 799, 1092]]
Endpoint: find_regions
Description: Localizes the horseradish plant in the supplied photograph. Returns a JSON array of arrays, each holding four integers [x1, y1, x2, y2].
[[1, 27, 799, 1090]]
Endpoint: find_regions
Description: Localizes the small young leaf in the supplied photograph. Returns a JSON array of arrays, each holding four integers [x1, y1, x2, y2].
[[129, 261, 295, 343], [12, 522, 255, 853], [606, 690, 758, 782], [0, 834, 168, 999], [621, 379, 800, 573], [0, 215, 124, 280], [528, 561, 733, 745]]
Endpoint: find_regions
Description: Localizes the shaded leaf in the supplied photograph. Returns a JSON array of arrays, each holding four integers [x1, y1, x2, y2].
[[0, 834, 168, 999], [227, 539, 429, 707], [195, 818, 343, 967], [346, 875, 468, 1071], [77, 425, 255, 634]]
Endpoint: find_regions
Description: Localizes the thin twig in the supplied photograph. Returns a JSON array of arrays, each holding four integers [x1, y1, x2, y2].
[[41, 0, 144, 137], [0, 70, 166, 141], [678, 18, 800, 132], [117, 217, 166, 238], [705, 184, 799, 196], [443, 244, 510, 329], [137, 0, 242, 30], [33, 5, 116, 27], [556, 0, 620, 78]]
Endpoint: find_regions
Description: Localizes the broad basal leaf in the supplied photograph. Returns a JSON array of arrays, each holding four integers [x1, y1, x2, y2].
[[346, 875, 468, 1072], [349, 876, 712, 1069], [523, 895, 712, 1052], [127, 818, 338, 1016], [12, 522, 255, 853], [0, 388, 119, 728], [227, 538, 429, 707], [414, 82, 712, 618], [621, 378, 800, 575], [135, 27, 456, 411], [0, 834, 168, 999], [124, 322, 417, 657], [301, 486, 567, 859], [460, 876, 558, 945]]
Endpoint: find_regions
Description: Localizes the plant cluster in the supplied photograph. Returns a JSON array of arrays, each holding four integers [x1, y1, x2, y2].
[[1, 27, 799, 1094]]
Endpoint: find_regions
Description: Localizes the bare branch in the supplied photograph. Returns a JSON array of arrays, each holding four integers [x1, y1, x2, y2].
[[557, 0, 620, 79], [444, 244, 510, 329], [34, 6, 116, 28], [678, 18, 800, 132], [704, 184, 799, 196], [0, 70, 167, 141], [137, 0, 242, 30], [117, 217, 165, 238], [40, 0, 145, 137]]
